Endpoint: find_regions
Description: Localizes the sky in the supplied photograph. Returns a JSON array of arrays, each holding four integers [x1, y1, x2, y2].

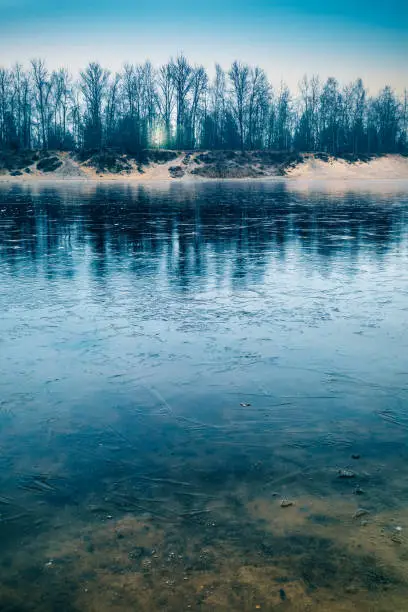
[[0, 0, 407, 93]]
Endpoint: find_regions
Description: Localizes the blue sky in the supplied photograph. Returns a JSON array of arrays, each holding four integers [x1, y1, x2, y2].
[[0, 0, 407, 92]]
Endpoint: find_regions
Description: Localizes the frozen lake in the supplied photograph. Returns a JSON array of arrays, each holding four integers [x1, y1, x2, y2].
[[0, 181, 408, 611]]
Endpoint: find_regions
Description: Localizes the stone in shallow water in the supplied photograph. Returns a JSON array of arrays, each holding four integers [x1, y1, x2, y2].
[[279, 588, 287, 601], [353, 508, 370, 519], [338, 469, 356, 478], [391, 533, 403, 544]]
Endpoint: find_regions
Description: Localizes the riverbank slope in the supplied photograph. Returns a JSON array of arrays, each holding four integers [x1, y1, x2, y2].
[[1, 150, 407, 182]]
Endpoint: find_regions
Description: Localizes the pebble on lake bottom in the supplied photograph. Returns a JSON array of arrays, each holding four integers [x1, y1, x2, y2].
[[338, 469, 356, 478], [353, 508, 370, 519], [391, 534, 403, 544], [279, 588, 287, 601]]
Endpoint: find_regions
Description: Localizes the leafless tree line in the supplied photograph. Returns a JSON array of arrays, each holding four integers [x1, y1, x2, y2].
[[0, 56, 407, 155]]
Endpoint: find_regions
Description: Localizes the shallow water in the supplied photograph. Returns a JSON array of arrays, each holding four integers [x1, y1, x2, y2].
[[0, 181, 408, 611]]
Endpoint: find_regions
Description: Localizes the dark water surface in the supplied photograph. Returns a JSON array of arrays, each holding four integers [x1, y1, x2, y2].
[[0, 181, 408, 611]]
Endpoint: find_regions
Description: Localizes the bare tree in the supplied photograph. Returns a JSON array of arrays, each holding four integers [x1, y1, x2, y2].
[[171, 54, 193, 148], [228, 61, 249, 151], [370, 86, 401, 153], [105, 72, 121, 146], [140, 61, 157, 138], [247, 66, 269, 149], [319, 77, 341, 154], [80, 62, 110, 149], [348, 78, 366, 154], [276, 83, 292, 150], [157, 63, 175, 147], [401, 89, 408, 151], [212, 64, 227, 148], [31, 59, 53, 149], [189, 66, 207, 148], [0, 68, 12, 147]]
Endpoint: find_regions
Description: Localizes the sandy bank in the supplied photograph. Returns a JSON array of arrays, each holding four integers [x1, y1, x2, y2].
[[286, 154, 408, 180], [1, 151, 408, 183]]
